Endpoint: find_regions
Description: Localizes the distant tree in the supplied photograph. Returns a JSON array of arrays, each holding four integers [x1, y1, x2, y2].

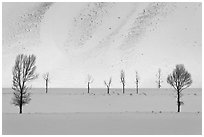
[[167, 64, 192, 112], [104, 77, 112, 94], [156, 68, 163, 88], [135, 71, 139, 94], [43, 72, 50, 93], [12, 54, 38, 114], [87, 74, 94, 94], [120, 70, 125, 94]]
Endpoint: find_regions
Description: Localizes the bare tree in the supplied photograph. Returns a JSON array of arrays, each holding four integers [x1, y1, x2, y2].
[[43, 72, 50, 93], [135, 71, 139, 94], [87, 74, 94, 94], [12, 54, 38, 114], [167, 64, 192, 112], [104, 77, 112, 94], [156, 68, 163, 88], [120, 70, 125, 94]]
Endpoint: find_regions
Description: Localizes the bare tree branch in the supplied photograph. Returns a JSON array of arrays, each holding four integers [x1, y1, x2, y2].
[[120, 70, 125, 94], [43, 72, 50, 93], [12, 54, 38, 114], [135, 71, 139, 94], [167, 64, 192, 112], [87, 74, 94, 94], [156, 68, 163, 88], [104, 77, 112, 94]]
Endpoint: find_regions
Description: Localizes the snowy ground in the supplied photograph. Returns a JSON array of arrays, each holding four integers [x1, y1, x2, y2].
[[2, 88, 201, 113], [2, 88, 202, 134], [2, 112, 201, 135]]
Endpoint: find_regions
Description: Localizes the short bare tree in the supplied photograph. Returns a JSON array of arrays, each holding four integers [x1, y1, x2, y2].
[[135, 71, 139, 94], [167, 64, 192, 112], [104, 77, 112, 94], [87, 74, 94, 94], [12, 54, 38, 114], [120, 70, 125, 94], [43, 72, 50, 93], [156, 68, 163, 88]]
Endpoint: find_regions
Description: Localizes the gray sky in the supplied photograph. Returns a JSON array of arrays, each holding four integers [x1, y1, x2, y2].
[[2, 2, 202, 88]]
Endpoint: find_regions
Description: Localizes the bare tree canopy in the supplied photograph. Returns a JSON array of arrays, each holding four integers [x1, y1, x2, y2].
[[43, 72, 50, 93], [156, 68, 163, 88], [12, 54, 38, 114], [104, 77, 112, 94], [167, 64, 192, 112], [167, 64, 192, 92], [104, 77, 112, 87], [135, 71, 139, 94], [87, 74, 94, 83], [87, 74, 94, 94], [43, 72, 49, 81], [120, 70, 125, 94], [120, 70, 125, 84]]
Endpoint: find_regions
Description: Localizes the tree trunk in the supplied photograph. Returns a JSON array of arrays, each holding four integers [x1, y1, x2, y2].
[[20, 89, 23, 114], [107, 87, 109, 94], [158, 81, 161, 88], [122, 84, 125, 94], [177, 90, 180, 112], [46, 79, 48, 93], [136, 83, 138, 94], [136, 84, 137, 94], [19, 105, 22, 114], [88, 82, 90, 94]]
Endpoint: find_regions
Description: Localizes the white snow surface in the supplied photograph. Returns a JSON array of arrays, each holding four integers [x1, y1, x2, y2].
[[3, 112, 201, 135], [2, 88, 202, 134], [2, 88, 201, 113]]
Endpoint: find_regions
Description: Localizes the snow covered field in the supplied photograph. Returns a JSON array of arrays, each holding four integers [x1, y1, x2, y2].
[[2, 88, 202, 134], [3, 112, 201, 135], [2, 2, 202, 135], [2, 88, 202, 113]]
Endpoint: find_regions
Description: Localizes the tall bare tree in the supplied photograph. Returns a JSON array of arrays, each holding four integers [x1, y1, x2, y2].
[[167, 64, 192, 112], [156, 68, 163, 88], [135, 71, 139, 94], [43, 72, 50, 93], [104, 77, 112, 94], [87, 74, 94, 94], [12, 54, 38, 114], [120, 70, 125, 94]]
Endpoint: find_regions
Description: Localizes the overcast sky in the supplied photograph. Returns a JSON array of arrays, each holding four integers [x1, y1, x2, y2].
[[2, 2, 202, 88]]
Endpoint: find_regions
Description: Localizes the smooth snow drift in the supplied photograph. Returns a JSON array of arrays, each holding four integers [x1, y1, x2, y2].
[[2, 88, 202, 134], [3, 112, 201, 135]]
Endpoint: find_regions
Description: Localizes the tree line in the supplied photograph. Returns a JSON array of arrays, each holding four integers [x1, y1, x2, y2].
[[11, 54, 192, 114]]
